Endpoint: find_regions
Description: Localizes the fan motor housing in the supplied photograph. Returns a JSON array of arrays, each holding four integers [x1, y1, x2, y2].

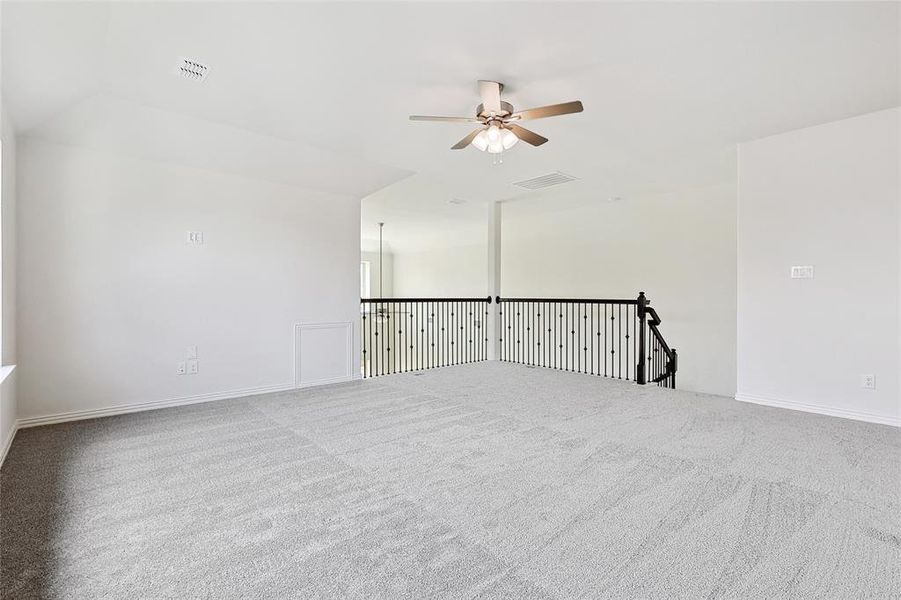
[[477, 101, 514, 119]]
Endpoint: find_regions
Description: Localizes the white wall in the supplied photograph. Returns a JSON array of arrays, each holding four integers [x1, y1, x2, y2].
[[361, 249, 393, 298], [502, 185, 737, 397], [737, 108, 900, 425], [17, 138, 361, 421], [1, 101, 17, 459], [393, 243, 487, 298]]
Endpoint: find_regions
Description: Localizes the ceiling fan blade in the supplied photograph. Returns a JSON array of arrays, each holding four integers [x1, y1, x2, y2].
[[506, 123, 548, 146], [451, 128, 484, 150], [478, 80, 502, 115], [510, 100, 583, 121], [410, 115, 484, 123]]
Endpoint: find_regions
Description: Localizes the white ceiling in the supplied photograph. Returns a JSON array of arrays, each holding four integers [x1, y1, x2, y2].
[[3, 2, 899, 248]]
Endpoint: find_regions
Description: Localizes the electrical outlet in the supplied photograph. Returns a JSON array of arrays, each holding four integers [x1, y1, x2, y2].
[[186, 345, 198, 359], [187, 359, 199, 375], [861, 374, 875, 389], [176, 361, 186, 375]]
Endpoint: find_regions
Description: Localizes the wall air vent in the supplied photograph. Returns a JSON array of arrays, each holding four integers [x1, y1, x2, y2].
[[175, 57, 210, 82], [512, 171, 579, 190]]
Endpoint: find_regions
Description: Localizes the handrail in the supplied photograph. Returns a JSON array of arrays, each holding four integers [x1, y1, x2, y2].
[[362, 296, 492, 304], [496, 296, 637, 305]]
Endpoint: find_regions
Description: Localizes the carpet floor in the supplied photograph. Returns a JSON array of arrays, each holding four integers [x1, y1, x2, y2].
[[1, 362, 899, 599]]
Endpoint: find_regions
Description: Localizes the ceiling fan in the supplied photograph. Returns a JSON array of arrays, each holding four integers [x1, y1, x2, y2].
[[410, 80, 583, 154]]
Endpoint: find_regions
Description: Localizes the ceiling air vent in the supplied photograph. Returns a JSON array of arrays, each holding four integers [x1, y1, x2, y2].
[[512, 171, 579, 190], [175, 57, 210, 82]]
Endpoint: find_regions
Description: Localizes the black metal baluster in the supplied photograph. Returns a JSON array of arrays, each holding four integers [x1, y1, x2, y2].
[[497, 301, 502, 361], [590, 303, 595, 376], [527, 301, 532, 365], [556, 303, 561, 370], [448, 302, 460, 365], [631, 306, 635, 380], [574, 302, 579, 373], [516, 301, 521, 364], [543, 302, 548, 368], [395, 303, 400, 374], [464, 301, 469, 364], [624, 305, 629, 380], [655, 335, 659, 383], [618, 304, 622, 379], [410, 301, 414, 372], [454, 300, 458, 365], [581, 303, 586, 374], [413, 302, 418, 371], [513, 302, 522, 363], [574, 302, 578, 372], [513, 302, 522, 364], [530, 301, 535, 366], [559, 302, 564, 370], [374, 301, 380, 376], [456, 301, 460, 365], [391, 304, 396, 375], [482, 300, 487, 361], [457, 300, 462, 364], [378, 301, 384, 376], [605, 302, 609, 377], [402, 302, 407, 373], [506, 300, 511, 363], [451, 301, 456, 365]]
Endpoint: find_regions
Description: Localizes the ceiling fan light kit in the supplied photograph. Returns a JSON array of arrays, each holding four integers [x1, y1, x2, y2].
[[472, 124, 518, 153], [410, 80, 583, 161]]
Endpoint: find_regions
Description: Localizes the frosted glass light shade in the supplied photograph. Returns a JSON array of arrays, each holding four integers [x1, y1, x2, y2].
[[471, 130, 489, 151], [501, 128, 518, 150]]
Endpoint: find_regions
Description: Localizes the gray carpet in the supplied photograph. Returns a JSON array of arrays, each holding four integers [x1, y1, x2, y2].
[[2, 362, 899, 599]]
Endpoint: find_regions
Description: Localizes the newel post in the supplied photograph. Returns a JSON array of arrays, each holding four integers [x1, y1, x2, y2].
[[636, 291, 647, 385], [670, 348, 677, 388]]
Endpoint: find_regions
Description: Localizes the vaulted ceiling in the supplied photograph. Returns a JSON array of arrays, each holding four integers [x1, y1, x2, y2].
[[3, 2, 898, 247]]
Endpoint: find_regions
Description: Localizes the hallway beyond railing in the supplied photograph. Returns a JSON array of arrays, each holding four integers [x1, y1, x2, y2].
[[360, 292, 676, 388]]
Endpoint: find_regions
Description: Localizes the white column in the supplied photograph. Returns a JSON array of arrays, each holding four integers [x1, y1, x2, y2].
[[486, 201, 502, 360]]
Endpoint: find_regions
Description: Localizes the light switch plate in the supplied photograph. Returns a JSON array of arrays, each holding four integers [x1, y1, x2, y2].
[[187, 359, 199, 375], [790, 265, 814, 279], [186, 231, 204, 245], [186, 345, 198, 359]]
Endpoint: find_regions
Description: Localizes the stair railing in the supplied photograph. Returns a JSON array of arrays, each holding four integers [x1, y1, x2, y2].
[[496, 291, 677, 388], [360, 297, 492, 378], [637, 291, 677, 388], [360, 292, 677, 388]]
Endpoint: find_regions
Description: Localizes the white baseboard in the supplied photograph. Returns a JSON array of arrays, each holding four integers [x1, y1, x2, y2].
[[735, 393, 900, 427], [297, 373, 359, 388], [0, 422, 16, 468], [16, 382, 296, 429]]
